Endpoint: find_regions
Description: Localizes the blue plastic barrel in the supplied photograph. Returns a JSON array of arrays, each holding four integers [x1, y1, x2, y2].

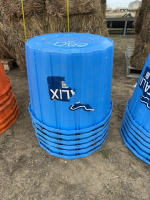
[[121, 54, 150, 165], [26, 33, 114, 159], [128, 54, 150, 132], [26, 33, 114, 130]]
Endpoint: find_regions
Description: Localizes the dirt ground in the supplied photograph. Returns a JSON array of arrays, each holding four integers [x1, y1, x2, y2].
[[0, 35, 150, 200]]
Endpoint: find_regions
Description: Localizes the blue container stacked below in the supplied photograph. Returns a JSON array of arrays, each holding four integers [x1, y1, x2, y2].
[[121, 54, 150, 165], [26, 33, 114, 159]]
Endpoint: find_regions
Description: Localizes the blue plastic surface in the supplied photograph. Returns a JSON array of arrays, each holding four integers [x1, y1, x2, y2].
[[32, 118, 110, 143], [125, 104, 150, 140], [128, 54, 150, 133], [120, 101, 150, 165], [120, 54, 150, 165], [121, 125, 150, 160], [37, 131, 107, 155], [38, 133, 108, 159], [30, 104, 111, 159], [29, 101, 112, 135], [26, 33, 114, 130], [35, 129, 108, 151], [120, 128, 150, 165], [122, 122, 150, 155], [124, 114, 150, 145]]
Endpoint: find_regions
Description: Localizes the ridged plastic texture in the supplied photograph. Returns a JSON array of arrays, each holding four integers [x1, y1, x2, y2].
[[0, 61, 12, 104], [121, 102, 150, 165], [29, 101, 112, 136], [121, 54, 150, 165], [0, 99, 19, 135], [30, 105, 112, 159], [26, 33, 114, 131], [0, 78, 12, 104], [0, 60, 9, 93], [128, 54, 150, 133], [0, 62, 19, 135], [0, 95, 15, 119]]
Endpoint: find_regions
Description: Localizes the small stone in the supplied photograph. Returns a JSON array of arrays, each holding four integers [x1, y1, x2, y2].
[[6, 130, 13, 136]]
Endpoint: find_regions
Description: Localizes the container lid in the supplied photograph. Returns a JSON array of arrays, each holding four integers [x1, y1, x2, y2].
[[26, 33, 114, 54]]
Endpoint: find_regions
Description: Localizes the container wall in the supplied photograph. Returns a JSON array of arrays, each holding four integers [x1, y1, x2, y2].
[[129, 54, 150, 132], [26, 34, 114, 130]]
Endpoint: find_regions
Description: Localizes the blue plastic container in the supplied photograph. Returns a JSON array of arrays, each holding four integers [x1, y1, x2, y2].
[[120, 107, 150, 165], [26, 33, 114, 131], [128, 54, 150, 133], [121, 54, 150, 165], [30, 109, 111, 159], [38, 136, 108, 159]]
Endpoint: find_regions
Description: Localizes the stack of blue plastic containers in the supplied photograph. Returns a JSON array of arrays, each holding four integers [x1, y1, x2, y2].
[[121, 54, 150, 165], [26, 33, 114, 159]]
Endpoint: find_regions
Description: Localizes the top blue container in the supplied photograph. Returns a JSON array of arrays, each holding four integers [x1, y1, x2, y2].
[[129, 54, 150, 133], [26, 33, 114, 130]]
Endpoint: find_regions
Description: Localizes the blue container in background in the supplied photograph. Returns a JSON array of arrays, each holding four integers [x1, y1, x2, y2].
[[128, 54, 150, 132], [121, 54, 150, 165], [26, 33, 114, 159]]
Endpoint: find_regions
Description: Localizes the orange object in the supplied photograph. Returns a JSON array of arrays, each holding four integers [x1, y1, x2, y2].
[[0, 87, 13, 105], [0, 95, 15, 119], [0, 62, 12, 105], [0, 61, 9, 92], [0, 104, 19, 135], [0, 60, 19, 135], [0, 101, 18, 125], [0, 77, 12, 101]]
